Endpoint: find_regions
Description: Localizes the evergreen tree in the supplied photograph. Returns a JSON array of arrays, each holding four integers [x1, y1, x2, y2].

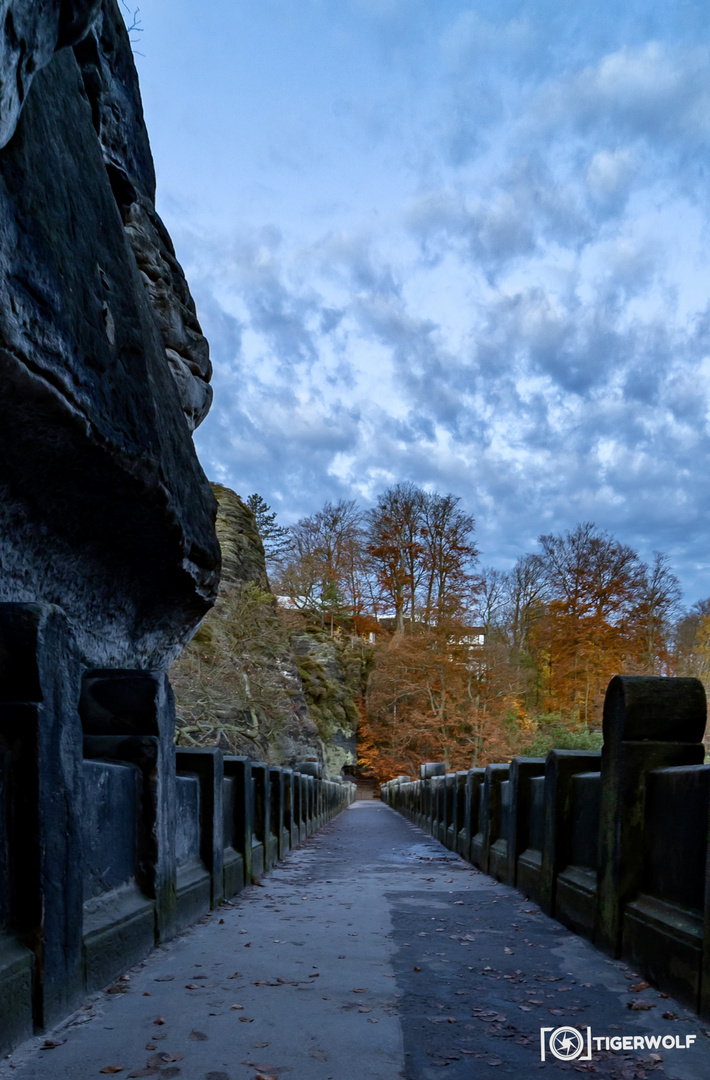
[[246, 494, 293, 562]]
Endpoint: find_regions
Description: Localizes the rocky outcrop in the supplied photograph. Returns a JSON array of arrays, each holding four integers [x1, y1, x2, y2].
[[74, 2, 213, 431], [290, 631, 367, 777], [171, 486, 325, 768], [0, 1, 219, 667], [213, 484, 269, 590], [0, 1, 102, 150]]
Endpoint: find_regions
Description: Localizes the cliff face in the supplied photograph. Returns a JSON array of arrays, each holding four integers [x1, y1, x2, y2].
[[0, 1, 219, 667], [171, 485, 325, 768], [291, 632, 364, 777], [171, 485, 367, 775]]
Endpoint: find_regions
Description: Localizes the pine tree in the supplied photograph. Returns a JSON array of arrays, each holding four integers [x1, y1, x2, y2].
[[246, 494, 293, 562]]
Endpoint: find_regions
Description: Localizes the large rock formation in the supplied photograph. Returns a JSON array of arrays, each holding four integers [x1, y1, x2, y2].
[[171, 485, 325, 767], [0, 1, 219, 667], [290, 631, 361, 777], [170, 485, 369, 776]]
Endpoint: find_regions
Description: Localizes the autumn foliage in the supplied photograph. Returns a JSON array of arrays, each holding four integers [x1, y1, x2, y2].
[[268, 486, 705, 783]]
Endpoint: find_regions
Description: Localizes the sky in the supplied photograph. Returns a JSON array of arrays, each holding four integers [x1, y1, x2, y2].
[[129, 0, 710, 603]]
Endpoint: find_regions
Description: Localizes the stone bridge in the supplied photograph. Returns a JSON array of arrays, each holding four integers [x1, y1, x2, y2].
[[1, 5, 709, 1076], [1, 626, 709, 1079]]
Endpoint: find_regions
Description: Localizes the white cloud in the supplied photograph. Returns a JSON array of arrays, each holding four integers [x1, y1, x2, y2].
[[138, 1, 710, 602]]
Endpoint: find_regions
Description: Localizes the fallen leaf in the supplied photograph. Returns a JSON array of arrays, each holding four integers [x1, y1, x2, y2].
[[662, 1011, 677, 1020], [368, 1018, 379, 1024], [413, 967, 422, 972], [630, 981, 650, 993], [353, 988, 368, 993], [185, 984, 201, 990], [158, 1052, 184, 1063], [231, 1004, 244, 1010], [252, 1041, 270, 1048], [504, 947, 514, 955], [127, 1070, 158, 1078], [487, 1058, 503, 1066], [628, 1001, 656, 1011], [239, 1016, 255, 1023], [189, 1030, 208, 1041], [40, 1039, 66, 1049], [145, 1044, 156, 1051], [154, 976, 175, 983], [99, 1068, 124, 1075], [153, 1017, 166, 1026]]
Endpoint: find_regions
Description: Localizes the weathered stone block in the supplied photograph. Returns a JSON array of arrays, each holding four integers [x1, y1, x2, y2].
[[595, 675, 706, 958], [0, 604, 84, 1029], [539, 750, 602, 917]]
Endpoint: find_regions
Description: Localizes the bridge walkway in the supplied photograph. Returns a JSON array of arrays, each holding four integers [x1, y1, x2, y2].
[[1, 802, 707, 1080]]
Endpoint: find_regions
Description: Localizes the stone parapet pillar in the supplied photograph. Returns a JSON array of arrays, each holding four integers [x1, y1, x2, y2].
[[505, 757, 546, 887], [174, 749, 225, 908], [224, 757, 254, 884], [0, 604, 84, 1035], [595, 675, 706, 957], [81, 669, 178, 941], [539, 750, 601, 916], [471, 764, 509, 873]]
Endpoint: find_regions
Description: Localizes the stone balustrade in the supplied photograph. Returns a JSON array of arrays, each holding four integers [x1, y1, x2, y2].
[[0, 603, 355, 1055], [382, 674, 710, 1017]]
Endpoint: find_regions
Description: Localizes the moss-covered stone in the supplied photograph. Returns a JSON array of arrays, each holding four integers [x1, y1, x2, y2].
[[290, 628, 373, 776], [170, 486, 323, 767]]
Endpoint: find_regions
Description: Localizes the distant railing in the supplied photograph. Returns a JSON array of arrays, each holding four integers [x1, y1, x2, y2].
[[0, 603, 355, 1056], [382, 675, 710, 1017]]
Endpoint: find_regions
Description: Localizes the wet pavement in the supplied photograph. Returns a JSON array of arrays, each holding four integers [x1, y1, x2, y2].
[[1, 802, 708, 1080]]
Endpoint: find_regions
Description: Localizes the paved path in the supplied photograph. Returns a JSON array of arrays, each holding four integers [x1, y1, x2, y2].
[[2, 802, 708, 1080]]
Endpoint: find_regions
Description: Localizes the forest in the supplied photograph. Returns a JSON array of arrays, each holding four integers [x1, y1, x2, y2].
[[250, 484, 710, 780]]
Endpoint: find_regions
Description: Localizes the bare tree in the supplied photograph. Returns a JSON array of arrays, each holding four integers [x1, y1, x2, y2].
[[366, 483, 424, 632], [504, 553, 548, 651], [420, 493, 478, 624], [274, 499, 364, 626], [633, 552, 681, 672]]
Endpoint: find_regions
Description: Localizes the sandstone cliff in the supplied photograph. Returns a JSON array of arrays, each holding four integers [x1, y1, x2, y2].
[[0, 1, 219, 667], [171, 484, 367, 775], [171, 485, 324, 767]]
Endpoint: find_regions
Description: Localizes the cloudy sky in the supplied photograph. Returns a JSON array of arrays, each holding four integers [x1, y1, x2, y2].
[[131, 0, 710, 602]]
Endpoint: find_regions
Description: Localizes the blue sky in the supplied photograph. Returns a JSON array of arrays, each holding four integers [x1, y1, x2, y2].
[[131, 0, 710, 602]]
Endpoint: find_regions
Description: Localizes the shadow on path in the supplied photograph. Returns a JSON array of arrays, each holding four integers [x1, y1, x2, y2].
[[2, 803, 708, 1080]]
